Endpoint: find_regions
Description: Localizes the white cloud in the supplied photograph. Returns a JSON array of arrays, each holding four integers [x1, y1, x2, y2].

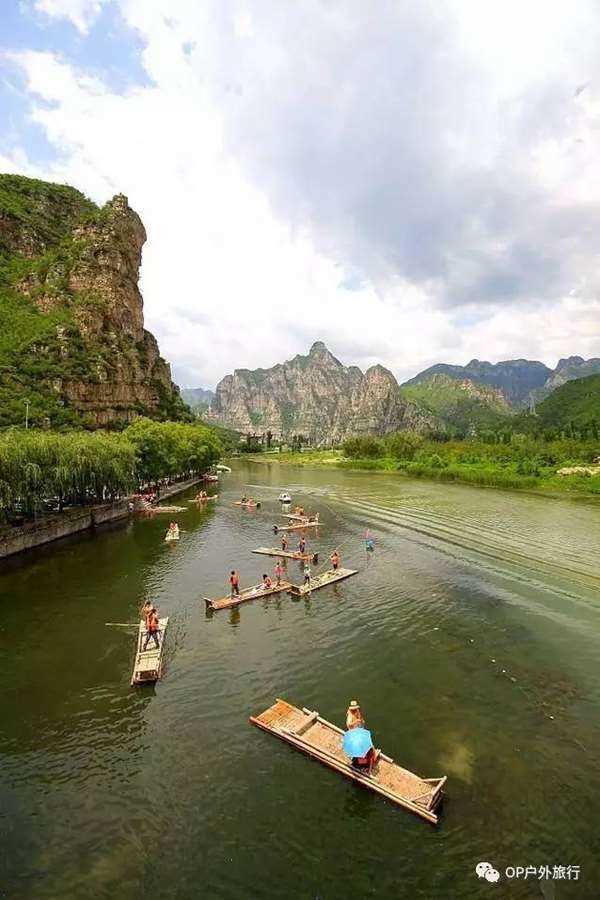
[[32, 0, 109, 34], [5, 1, 600, 387]]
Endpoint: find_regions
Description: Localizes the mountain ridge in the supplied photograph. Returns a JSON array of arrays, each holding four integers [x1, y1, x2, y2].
[[208, 341, 437, 442]]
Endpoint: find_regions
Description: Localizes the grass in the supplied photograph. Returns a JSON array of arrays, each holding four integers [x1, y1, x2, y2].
[[247, 449, 600, 497]]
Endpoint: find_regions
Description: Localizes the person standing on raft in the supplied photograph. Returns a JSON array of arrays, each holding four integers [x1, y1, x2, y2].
[[298, 536, 307, 555], [330, 550, 340, 571], [281, 534, 289, 552], [141, 599, 153, 624], [229, 570, 240, 597], [274, 562, 283, 585], [143, 607, 161, 650]]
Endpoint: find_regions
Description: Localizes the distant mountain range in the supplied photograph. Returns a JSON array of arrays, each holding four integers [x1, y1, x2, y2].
[[180, 387, 215, 413], [403, 358, 552, 407], [200, 344, 600, 441]]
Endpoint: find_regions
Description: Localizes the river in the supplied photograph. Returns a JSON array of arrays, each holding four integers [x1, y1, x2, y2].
[[1, 461, 600, 899]]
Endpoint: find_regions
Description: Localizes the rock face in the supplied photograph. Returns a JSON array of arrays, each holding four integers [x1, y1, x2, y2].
[[534, 356, 600, 402], [404, 359, 552, 407], [209, 342, 436, 443], [0, 174, 187, 427]]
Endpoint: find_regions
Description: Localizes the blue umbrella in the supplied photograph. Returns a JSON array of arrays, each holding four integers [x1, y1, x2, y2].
[[342, 727, 373, 758]]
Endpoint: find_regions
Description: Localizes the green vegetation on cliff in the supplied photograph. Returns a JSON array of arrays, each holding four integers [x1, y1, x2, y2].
[[400, 374, 512, 435], [529, 374, 600, 433]]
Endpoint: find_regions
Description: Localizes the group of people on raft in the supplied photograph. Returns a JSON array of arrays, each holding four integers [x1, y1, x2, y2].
[[228, 548, 341, 596]]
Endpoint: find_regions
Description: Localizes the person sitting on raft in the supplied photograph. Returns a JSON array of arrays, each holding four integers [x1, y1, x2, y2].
[[262, 573, 272, 590], [352, 746, 380, 774], [346, 699, 365, 730]]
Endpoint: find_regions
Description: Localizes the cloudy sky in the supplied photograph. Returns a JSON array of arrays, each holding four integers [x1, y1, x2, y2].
[[2, 0, 600, 388]]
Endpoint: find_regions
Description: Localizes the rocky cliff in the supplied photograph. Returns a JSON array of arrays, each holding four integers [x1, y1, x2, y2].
[[0, 174, 188, 427], [208, 341, 437, 443]]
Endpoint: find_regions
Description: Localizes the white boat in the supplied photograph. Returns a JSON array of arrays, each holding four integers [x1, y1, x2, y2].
[[215, 464, 232, 473], [278, 493, 292, 504]]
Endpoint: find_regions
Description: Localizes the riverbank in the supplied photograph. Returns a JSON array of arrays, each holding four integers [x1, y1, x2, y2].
[[0, 475, 202, 560], [246, 449, 600, 498]]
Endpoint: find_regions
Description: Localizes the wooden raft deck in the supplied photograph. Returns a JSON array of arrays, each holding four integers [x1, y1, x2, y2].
[[281, 513, 318, 522], [253, 547, 316, 561], [275, 521, 319, 532], [204, 581, 292, 611], [250, 699, 446, 825], [288, 567, 357, 595], [131, 617, 169, 685]]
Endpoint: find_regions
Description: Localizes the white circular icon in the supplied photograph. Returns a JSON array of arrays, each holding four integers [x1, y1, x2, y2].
[[475, 862, 501, 883]]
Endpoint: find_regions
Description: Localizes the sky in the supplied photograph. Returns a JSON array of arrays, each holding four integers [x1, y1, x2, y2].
[[1, 0, 600, 389]]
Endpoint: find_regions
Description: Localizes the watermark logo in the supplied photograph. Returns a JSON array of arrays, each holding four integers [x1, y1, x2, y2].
[[476, 862, 501, 883], [475, 862, 581, 884]]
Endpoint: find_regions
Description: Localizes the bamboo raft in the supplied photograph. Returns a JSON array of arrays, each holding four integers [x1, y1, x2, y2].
[[153, 505, 186, 513], [234, 501, 261, 508], [253, 547, 317, 561], [131, 617, 169, 685], [281, 513, 316, 522], [288, 567, 357, 595], [204, 581, 292, 611], [187, 495, 218, 503], [274, 521, 319, 532], [250, 699, 446, 825]]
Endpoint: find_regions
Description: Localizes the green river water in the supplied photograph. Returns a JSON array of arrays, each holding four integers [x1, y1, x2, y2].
[[1, 461, 600, 899]]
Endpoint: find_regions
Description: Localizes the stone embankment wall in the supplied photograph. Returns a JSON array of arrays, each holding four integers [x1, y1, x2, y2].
[[0, 477, 201, 560]]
